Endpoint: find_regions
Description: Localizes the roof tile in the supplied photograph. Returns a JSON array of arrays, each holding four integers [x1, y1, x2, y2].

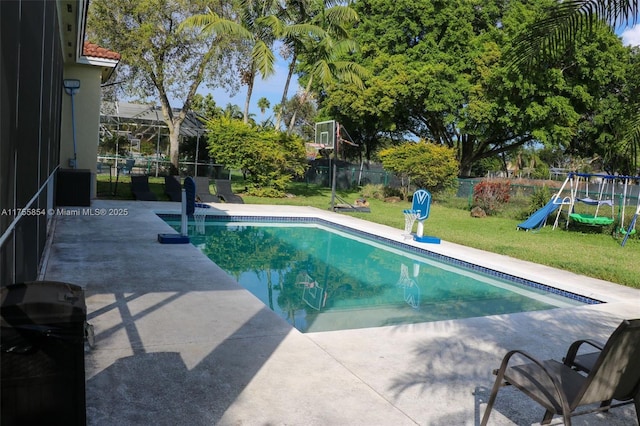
[[83, 42, 121, 61]]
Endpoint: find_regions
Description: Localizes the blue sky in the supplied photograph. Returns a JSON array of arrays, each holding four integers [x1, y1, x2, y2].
[[203, 50, 299, 120]]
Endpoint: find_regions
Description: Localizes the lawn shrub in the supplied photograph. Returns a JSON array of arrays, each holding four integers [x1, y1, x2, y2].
[[522, 185, 553, 218], [383, 186, 404, 200], [360, 184, 385, 200], [378, 141, 459, 195], [473, 180, 511, 215]]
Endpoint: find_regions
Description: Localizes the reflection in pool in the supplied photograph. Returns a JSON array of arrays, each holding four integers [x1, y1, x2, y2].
[[167, 220, 589, 333]]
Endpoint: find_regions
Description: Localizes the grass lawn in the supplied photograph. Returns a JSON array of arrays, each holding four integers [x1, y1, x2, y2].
[[96, 174, 640, 288]]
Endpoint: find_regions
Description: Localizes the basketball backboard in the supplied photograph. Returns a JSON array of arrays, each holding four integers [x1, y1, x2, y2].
[[412, 189, 432, 221], [314, 120, 336, 149]]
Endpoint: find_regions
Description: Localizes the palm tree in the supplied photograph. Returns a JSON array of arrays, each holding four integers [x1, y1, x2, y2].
[[180, 7, 253, 49], [223, 103, 244, 120], [257, 96, 271, 114], [274, 0, 359, 130], [182, 4, 275, 124], [511, 1, 638, 65], [287, 36, 369, 134], [237, 0, 282, 124]]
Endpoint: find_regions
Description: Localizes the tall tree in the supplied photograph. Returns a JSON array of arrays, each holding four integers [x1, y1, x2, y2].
[[186, 0, 324, 125], [274, 0, 359, 129], [289, 36, 368, 134], [236, 0, 279, 123], [222, 103, 245, 120], [509, 0, 640, 172], [191, 93, 223, 119], [88, 0, 249, 171], [257, 97, 271, 114], [321, 0, 637, 175]]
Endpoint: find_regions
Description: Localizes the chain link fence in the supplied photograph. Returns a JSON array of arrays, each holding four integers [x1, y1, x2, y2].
[[96, 154, 640, 208], [96, 155, 230, 178], [301, 161, 401, 189]]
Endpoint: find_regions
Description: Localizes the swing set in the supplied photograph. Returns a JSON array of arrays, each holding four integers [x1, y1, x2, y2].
[[551, 172, 640, 242]]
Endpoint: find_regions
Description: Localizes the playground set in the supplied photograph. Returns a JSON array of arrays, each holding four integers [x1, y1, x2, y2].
[[517, 172, 640, 246]]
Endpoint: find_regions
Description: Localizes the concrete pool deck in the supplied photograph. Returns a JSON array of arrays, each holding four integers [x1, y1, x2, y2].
[[42, 200, 639, 425]]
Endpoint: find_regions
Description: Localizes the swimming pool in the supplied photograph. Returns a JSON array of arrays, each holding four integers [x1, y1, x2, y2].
[[164, 216, 599, 333]]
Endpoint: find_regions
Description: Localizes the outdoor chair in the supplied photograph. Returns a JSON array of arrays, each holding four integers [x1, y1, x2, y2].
[[193, 177, 220, 203], [120, 158, 135, 175], [164, 175, 182, 202], [130, 175, 157, 201], [481, 318, 640, 425], [214, 179, 244, 204]]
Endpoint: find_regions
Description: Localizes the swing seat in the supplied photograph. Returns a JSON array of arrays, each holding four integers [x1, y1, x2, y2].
[[576, 197, 613, 206], [619, 227, 637, 236], [569, 213, 614, 226]]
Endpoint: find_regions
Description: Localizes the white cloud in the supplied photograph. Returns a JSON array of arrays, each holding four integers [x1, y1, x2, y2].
[[621, 24, 640, 46]]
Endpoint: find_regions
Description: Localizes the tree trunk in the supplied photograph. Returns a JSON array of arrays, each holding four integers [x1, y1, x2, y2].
[[169, 122, 182, 173], [244, 76, 254, 124], [275, 53, 297, 130], [458, 134, 476, 177], [287, 75, 313, 134]]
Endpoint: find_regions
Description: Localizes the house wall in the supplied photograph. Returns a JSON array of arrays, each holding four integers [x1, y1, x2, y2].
[[0, 0, 64, 285], [60, 64, 102, 197]]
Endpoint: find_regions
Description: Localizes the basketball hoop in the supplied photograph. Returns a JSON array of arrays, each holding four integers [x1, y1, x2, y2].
[[295, 272, 318, 288], [402, 209, 420, 239], [193, 207, 208, 234], [305, 143, 327, 160]]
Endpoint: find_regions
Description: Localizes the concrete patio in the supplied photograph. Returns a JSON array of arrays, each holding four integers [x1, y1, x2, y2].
[[41, 200, 640, 425]]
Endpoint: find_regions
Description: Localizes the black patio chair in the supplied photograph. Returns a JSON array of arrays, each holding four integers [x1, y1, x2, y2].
[[214, 179, 244, 204], [164, 175, 182, 202], [481, 318, 640, 425], [193, 177, 220, 203], [130, 175, 157, 201]]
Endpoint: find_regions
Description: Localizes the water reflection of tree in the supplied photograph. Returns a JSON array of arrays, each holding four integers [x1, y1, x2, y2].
[[197, 225, 397, 328], [198, 226, 303, 310], [277, 229, 388, 326], [192, 224, 559, 329]]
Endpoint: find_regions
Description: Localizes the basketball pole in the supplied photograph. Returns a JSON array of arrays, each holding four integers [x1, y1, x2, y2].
[[330, 121, 339, 211], [331, 163, 337, 210], [315, 119, 338, 210]]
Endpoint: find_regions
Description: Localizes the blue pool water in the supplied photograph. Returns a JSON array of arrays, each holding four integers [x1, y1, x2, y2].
[[164, 217, 596, 333]]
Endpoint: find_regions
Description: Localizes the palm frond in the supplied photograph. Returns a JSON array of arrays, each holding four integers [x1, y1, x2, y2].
[[313, 60, 333, 85], [508, 0, 639, 67], [330, 38, 359, 57], [332, 61, 369, 89], [323, 5, 359, 25], [282, 23, 327, 40], [256, 15, 286, 35], [179, 10, 253, 40], [252, 40, 276, 78]]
